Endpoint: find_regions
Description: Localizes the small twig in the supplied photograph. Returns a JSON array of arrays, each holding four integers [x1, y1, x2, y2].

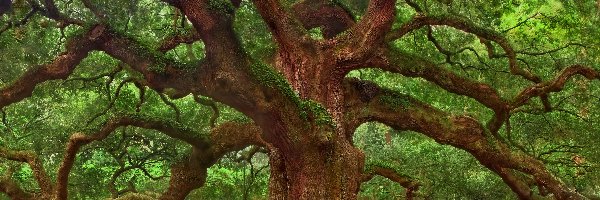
[[87, 78, 135, 125], [159, 93, 181, 122], [194, 95, 219, 128]]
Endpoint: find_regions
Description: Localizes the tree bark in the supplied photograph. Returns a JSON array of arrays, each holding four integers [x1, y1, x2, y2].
[[267, 137, 364, 199], [1, 0, 596, 199]]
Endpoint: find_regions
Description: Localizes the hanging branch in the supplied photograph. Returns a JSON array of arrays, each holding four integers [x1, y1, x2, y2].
[[193, 95, 219, 128], [159, 93, 181, 122]]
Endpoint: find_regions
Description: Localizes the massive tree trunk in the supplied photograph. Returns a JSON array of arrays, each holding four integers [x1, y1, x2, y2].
[[1, 0, 598, 199], [258, 27, 367, 199], [268, 138, 364, 199]]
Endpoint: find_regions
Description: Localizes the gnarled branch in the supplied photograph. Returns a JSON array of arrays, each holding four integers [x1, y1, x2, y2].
[[0, 148, 54, 197], [368, 48, 510, 133], [335, 0, 397, 68], [160, 122, 264, 199], [158, 31, 201, 53], [343, 78, 585, 199], [0, 25, 105, 109], [252, 0, 309, 48], [55, 113, 210, 199], [387, 14, 540, 83], [291, 0, 355, 39], [362, 165, 420, 199], [512, 65, 600, 109]]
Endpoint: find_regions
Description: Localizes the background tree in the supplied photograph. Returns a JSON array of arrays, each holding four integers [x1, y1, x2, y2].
[[1, 0, 599, 199]]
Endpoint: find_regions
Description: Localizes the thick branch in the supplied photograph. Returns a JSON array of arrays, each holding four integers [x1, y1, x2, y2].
[[343, 78, 585, 199], [252, 0, 309, 48], [0, 148, 54, 196], [93, 18, 267, 118], [196, 122, 265, 166], [387, 14, 540, 83], [368, 48, 510, 133], [491, 166, 535, 199], [512, 65, 600, 108], [158, 31, 201, 53], [94, 28, 199, 94], [371, 167, 419, 190], [160, 122, 264, 199], [234, 146, 267, 163], [93, 21, 302, 156], [170, 0, 246, 63], [343, 78, 489, 147], [362, 165, 420, 199], [335, 0, 397, 67], [0, 25, 105, 109], [291, 0, 355, 39], [158, 154, 206, 200], [55, 114, 209, 200]]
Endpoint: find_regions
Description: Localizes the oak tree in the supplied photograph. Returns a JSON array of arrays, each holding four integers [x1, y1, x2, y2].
[[1, 0, 599, 199]]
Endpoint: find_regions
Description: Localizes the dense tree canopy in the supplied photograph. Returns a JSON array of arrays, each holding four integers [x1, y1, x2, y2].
[[1, 0, 599, 199]]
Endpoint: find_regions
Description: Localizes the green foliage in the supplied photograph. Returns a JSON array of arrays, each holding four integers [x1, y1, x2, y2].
[[190, 151, 269, 199], [378, 92, 410, 110], [233, 2, 276, 59], [307, 28, 324, 40], [1, 0, 599, 199], [208, 0, 235, 15], [355, 122, 515, 199]]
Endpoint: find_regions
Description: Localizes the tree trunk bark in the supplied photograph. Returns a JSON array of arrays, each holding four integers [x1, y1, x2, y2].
[[159, 161, 207, 200], [268, 136, 364, 199]]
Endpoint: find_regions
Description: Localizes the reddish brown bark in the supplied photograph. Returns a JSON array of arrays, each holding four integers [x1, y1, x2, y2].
[[0, 177, 33, 200], [159, 153, 207, 200], [362, 166, 420, 199], [1, 0, 597, 199], [0, 148, 54, 198], [267, 139, 365, 199], [292, 0, 355, 39], [343, 78, 586, 199], [0, 25, 103, 109]]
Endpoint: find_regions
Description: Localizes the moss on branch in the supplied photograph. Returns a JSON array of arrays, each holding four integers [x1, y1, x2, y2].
[[378, 91, 411, 110], [208, 0, 235, 15], [299, 100, 334, 127], [250, 62, 335, 127]]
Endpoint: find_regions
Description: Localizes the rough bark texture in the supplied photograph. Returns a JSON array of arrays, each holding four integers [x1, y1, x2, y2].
[[1, 0, 598, 199], [343, 78, 587, 199], [0, 177, 32, 200]]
